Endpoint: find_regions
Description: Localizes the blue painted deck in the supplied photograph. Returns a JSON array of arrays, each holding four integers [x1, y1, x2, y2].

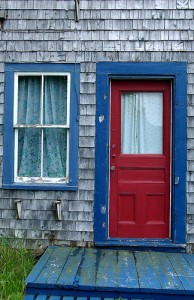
[[24, 247, 194, 300]]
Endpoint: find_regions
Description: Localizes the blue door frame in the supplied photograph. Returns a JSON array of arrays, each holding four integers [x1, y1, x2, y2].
[[94, 62, 187, 251]]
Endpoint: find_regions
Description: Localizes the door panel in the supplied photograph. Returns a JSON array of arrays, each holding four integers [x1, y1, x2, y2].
[[109, 80, 171, 239]]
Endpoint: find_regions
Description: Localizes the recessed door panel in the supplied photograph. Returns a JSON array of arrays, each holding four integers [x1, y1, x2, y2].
[[118, 193, 136, 224], [146, 194, 166, 224]]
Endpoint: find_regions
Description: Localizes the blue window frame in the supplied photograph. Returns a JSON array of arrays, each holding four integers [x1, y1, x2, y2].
[[3, 63, 80, 190], [95, 62, 187, 250]]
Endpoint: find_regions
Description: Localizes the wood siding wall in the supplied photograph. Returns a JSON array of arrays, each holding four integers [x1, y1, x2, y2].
[[0, 0, 193, 250]]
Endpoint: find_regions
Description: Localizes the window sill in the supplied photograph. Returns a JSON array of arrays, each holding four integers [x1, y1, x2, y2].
[[2, 183, 78, 191]]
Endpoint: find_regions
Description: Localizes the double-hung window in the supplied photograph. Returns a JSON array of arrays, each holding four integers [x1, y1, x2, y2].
[[4, 64, 79, 190]]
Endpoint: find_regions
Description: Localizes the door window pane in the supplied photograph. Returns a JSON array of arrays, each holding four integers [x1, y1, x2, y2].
[[121, 92, 163, 154]]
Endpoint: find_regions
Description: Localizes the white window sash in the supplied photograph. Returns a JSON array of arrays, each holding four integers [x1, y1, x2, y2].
[[13, 72, 70, 183]]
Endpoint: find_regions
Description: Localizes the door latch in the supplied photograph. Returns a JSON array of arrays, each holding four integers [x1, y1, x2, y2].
[[111, 165, 115, 171]]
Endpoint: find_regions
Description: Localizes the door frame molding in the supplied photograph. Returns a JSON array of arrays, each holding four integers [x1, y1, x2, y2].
[[94, 62, 187, 251]]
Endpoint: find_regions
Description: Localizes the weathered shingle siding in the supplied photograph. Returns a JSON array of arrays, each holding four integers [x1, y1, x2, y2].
[[0, 0, 193, 249]]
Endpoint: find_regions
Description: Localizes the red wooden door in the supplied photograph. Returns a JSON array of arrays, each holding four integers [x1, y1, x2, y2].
[[109, 80, 171, 238]]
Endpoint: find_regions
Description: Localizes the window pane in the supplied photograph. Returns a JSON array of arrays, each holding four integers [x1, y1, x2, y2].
[[43, 128, 67, 177], [18, 76, 41, 124], [18, 128, 41, 177], [43, 76, 67, 125], [121, 92, 163, 154]]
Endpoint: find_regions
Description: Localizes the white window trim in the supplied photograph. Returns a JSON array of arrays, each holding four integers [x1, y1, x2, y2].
[[13, 72, 71, 184]]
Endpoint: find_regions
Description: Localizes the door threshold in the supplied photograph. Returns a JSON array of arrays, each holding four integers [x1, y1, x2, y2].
[[95, 239, 186, 252]]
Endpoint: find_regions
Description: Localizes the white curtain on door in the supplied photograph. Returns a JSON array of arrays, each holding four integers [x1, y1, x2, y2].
[[121, 92, 163, 154]]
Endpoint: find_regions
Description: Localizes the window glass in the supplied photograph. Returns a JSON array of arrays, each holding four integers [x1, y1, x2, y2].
[[121, 92, 163, 154], [15, 74, 69, 182], [18, 128, 41, 177], [43, 76, 67, 125], [18, 76, 41, 124], [43, 128, 67, 178]]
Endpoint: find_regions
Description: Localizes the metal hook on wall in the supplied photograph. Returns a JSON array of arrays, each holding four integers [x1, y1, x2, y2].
[[0, 10, 7, 31], [14, 200, 22, 219], [75, 0, 80, 22], [54, 200, 62, 220]]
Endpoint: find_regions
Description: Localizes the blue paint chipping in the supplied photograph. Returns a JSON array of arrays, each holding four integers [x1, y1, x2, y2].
[[94, 62, 187, 249], [24, 246, 194, 299], [3, 63, 80, 190]]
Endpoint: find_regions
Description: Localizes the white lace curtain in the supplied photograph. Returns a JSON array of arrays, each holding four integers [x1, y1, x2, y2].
[[121, 92, 163, 154]]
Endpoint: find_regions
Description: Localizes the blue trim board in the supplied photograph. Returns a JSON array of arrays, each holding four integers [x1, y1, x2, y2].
[[3, 63, 80, 190], [25, 289, 194, 300], [94, 62, 187, 249]]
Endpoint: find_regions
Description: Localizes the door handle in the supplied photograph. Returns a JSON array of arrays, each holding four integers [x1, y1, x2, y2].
[[111, 165, 115, 171]]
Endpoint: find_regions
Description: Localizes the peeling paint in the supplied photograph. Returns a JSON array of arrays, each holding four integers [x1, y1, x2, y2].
[[100, 206, 106, 214], [99, 115, 104, 123], [16, 177, 68, 184]]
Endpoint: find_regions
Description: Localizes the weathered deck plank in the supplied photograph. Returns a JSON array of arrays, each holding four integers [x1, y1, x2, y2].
[[149, 251, 184, 290], [36, 296, 48, 300], [117, 250, 139, 289], [96, 249, 118, 288], [134, 251, 161, 290], [78, 248, 97, 288], [26, 246, 55, 283], [35, 246, 72, 284], [25, 247, 194, 299], [166, 253, 194, 290], [57, 247, 85, 286]]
